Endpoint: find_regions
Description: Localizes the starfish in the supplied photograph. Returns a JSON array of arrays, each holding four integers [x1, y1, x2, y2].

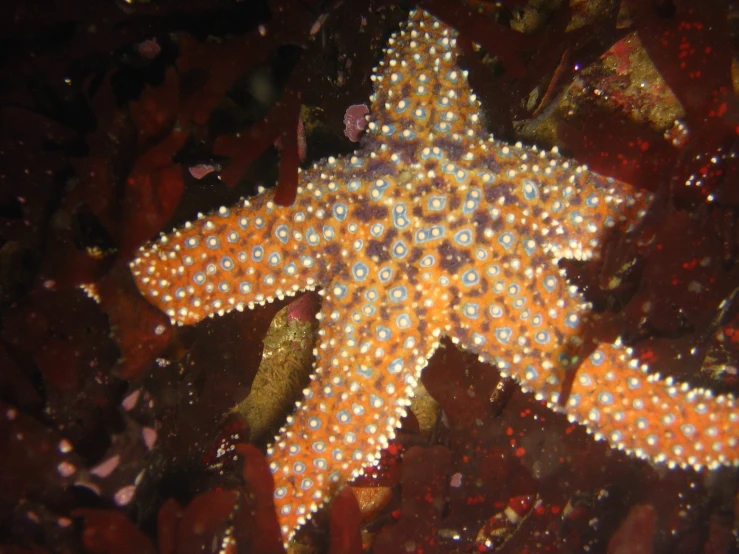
[[130, 8, 739, 543]]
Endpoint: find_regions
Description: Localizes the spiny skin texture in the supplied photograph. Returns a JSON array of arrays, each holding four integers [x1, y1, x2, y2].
[[130, 9, 739, 543]]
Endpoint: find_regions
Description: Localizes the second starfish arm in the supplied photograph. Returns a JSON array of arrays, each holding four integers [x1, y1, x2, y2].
[[566, 341, 739, 470], [447, 249, 739, 470], [266, 273, 447, 543], [129, 160, 362, 326], [462, 136, 653, 263]]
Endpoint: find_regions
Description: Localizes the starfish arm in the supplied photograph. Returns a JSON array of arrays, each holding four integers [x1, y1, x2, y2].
[[129, 163, 362, 325], [448, 248, 739, 469], [367, 10, 485, 157], [443, 246, 584, 405], [370, 9, 651, 264], [567, 342, 739, 470], [466, 137, 652, 262], [266, 274, 441, 543]]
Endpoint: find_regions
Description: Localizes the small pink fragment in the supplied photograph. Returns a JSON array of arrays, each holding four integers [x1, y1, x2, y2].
[[188, 164, 217, 180], [114, 484, 137, 506], [343, 104, 369, 142], [121, 388, 141, 411], [142, 426, 157, 450], [57, 461, 76, 478], [287, 292, 318, 323], [449, 472, 463, 487], [91, 455, 121, 478], [310, 14, 329, 36], [57, 517, 72, 528], [137, 39, 161, 60]]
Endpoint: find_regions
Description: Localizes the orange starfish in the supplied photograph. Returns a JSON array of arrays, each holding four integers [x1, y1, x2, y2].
[[130, 9, 739, 543]]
